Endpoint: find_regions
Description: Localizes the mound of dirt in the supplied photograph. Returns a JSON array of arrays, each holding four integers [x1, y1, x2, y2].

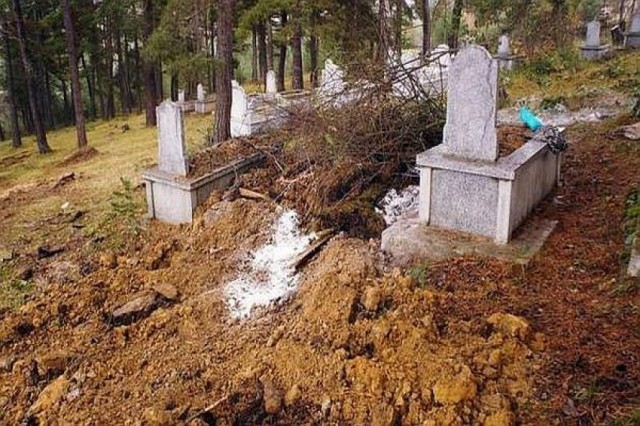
[[57, 147, 100, 168]]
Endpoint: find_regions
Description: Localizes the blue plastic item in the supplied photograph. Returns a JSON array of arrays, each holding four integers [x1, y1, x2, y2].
[[519, 106, 544, 131]]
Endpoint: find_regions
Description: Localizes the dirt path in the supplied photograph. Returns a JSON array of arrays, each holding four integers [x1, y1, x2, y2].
[[0, 116, 639, 425]]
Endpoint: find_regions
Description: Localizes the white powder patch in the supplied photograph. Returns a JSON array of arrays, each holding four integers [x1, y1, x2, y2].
[[376, 186, 420, 225], [225, 209, 315, 319]]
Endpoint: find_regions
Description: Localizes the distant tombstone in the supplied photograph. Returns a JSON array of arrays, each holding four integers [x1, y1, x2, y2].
[[442, 45, 498, 162], [320, 59, 345, 96], [197, 84, 205, 102], [266, 70, 277, 94], [631, 13, 640, 32], [497, 34, 510, 56], [178, 90, 185, 103], [156, 101, 188, 176], [625, 13, 640, 48], [585, 21, 601, 47], [231, 80, 247, 120]]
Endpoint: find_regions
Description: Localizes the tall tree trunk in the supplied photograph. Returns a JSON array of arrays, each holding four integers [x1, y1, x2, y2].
[[115, 27, 130, 114], [155, 63, 163, 101], [266, 20, 274, 71], [421, 0, 431, 61], [133, 32, 143, 113], [143, 0, 157, 126], [277, 11, 288, 92], [251, 26, 258, 81], [171, 73, 178, 101], [213, 0, 234, 143], [62, 0, 88, 148], [309, 35, 318, 88], [104, 17, 115, 119], [3, 20, 22, 148], [378, 0, 390, 61], [257, 22, 267, 85], [448, 0, 463, 50], [291, 1, 303, 90], [11, 0, 50, 153], [395, 0, 403, 57], [81, 55, 96, 119]]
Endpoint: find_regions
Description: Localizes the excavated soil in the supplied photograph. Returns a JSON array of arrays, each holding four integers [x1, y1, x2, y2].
[[0, 116, 639, 424], [497, 125, 530, 157], [188, 138, 271, 179]]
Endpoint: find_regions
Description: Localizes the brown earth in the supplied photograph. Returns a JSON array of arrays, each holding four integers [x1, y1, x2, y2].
[[0, 116, 639, 424]]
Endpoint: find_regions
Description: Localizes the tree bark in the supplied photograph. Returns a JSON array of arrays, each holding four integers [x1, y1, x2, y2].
[[2, 19, 22, 148], [143, 0, 157, 126], [395, 0, 403, 57], [291, 1, 303, 90], [257, 22, 267, 85], [251, 25, 258, 81], [421, 0, 431, 61], [213, 0, 234, 143], [62, 0, 88, 148], [11, 0, 50, 153], [309, 35, 318, 88], [277, 11, 288, 92], [448, 0, 463, 50], [266, 20, 274, 71]]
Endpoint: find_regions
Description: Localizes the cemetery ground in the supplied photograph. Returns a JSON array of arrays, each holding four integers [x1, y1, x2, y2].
[[0, 53, 639, 425]]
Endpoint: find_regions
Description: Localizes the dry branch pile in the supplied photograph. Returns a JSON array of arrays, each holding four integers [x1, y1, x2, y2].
[[241, 68, 446, 237]]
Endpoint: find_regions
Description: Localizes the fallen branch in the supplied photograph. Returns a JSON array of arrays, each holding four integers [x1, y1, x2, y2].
[[292, 229, 336, 271], [239, 187, 271, 201]]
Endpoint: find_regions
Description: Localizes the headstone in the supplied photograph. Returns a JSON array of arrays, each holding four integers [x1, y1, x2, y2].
[[156, 101, 188, 176], [320, 59, 345, 96], [497, 34, 510, 56], [631, 13, 640, 32], [231, 80, 247, 120], [625, 13, 640, 48], [585, 21, 601, 47], [442, 45, 498, 162], [178, 90, 185, 103], [197, 84, 205, 102], [266, 70, 277, 94]]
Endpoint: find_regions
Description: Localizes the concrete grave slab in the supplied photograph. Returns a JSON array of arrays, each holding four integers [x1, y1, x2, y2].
[[581, 21, 610, 60], [156, 101, 188, 176], [626, 13, 640, 48]]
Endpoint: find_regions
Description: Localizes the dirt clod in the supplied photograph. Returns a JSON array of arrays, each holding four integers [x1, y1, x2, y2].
[[262, 380, 283, 414], [29, 376, 70, 415], [487, 313, 530, 341], [152, 283, 179, 301], [111, 292, 160, 326], [433, 365, 477, 405], [361, 287, 383, 312], [284, 384, 302, 407]]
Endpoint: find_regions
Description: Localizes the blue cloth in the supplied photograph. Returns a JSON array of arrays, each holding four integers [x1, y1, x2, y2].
[[519, 106, 544, 131]]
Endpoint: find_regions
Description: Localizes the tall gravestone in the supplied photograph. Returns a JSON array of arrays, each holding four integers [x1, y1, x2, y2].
[[443, 45, 498, 162], [626, 13, 640, 48], [497, 34, 510, 56], [412, 45, 562, 244], [581, 20, 609, 59], [495, 33, 516, 70], [178, 90, 185, 103], [266, 70, 277, 95], [197, 84, 205, 102], [156, 101, 188, 176]]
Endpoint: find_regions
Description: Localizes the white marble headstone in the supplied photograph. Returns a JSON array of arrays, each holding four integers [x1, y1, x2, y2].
[[231, 80, 247, 119], [320, 59, 346, 96], [443, 45, 498, 162], [157, 101, 188, 176], [586, 21, 601, 47], [178, 90, 185, 103], [197, 84, 205, 102], [266, 70, 277, 94], [498, 34, 510, 56], [630, 13, 640, 32]]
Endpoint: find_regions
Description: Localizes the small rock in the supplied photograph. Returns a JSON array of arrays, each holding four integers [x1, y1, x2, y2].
[[284, 384, 302, 407], [484, 410, 515, 426], [152, 283, 179, 301], [0, 355, 16, 372], [262, 380, 283, 414], [36, 351, 75, 378], [37, 245, 64, 260], [141, 406, 174, 425], [321, 395, 331, 417], [361, 287, 383, 312], [0, 249, 14, 262], [46, 260, 80, 284], [100, 252, 118, 269], [29, 376, 70, 414], [433, 365, 477, 405], [487, 313, 530, 340], [111, 292, 160, 326], [16, 265, 34, 281]]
